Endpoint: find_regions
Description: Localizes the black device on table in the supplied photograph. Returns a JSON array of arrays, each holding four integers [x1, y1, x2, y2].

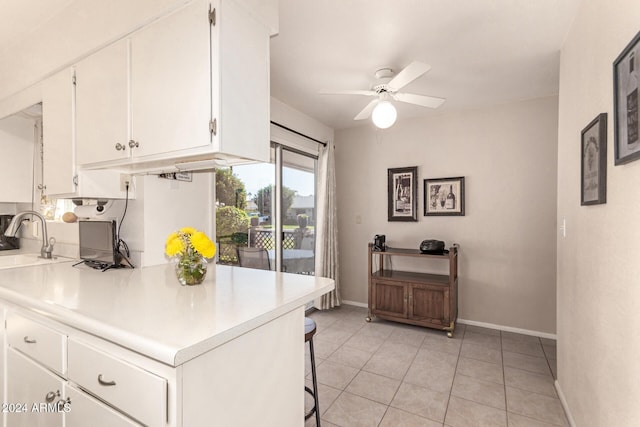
[[373, 235, 386, 251], [419, 239, 447, 255]]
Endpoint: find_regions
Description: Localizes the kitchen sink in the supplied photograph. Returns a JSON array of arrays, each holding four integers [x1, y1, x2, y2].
[[0, 254, 74, 270]]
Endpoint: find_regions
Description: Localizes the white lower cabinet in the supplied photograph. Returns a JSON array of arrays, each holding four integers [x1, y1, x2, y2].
[[2, 304, 304, 427], [4, 312, 155, 427], [64, 385, 141, 427], [6, 348, 64, 427]]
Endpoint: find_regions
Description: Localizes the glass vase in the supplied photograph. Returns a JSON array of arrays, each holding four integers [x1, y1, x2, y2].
[[175, 255, 208, 286]]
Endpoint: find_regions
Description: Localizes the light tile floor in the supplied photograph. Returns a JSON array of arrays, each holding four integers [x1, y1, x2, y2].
[[304, 305, 567, 427]]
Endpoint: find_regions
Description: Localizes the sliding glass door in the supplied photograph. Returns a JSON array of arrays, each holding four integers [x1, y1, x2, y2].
[[215, 144, 317, 275]]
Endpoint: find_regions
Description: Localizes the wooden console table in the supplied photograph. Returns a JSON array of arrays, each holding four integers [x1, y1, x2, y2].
[[367, 243, 459, 337]]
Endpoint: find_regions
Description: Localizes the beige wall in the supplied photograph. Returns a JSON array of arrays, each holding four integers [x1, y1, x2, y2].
[[335, 96, 559, 335], [557, 1, 640, 425]]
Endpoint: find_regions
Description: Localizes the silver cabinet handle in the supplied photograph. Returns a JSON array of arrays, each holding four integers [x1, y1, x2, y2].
[[23, 336, 37, 344], [57, 397, 70, 411], [45, 390, 60, 403], [128, 139, 139, 149], [97, 374, 116, 386], [115, 143, 126, 151]]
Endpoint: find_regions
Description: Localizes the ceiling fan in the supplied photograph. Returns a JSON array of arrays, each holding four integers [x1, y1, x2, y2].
[[320, 61, 445, 129]]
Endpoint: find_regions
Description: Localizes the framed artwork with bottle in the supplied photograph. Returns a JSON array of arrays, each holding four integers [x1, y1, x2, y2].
[[424, 176, 465, 216], [614, 30, 640, 165], [387, 166, 418, 221], [581, 113, 607, 206]]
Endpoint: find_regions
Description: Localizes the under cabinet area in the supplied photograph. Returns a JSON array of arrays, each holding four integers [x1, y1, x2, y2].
[[367, 243, 459, 337]]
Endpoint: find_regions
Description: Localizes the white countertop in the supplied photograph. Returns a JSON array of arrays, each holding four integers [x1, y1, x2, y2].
[[0, 262, 334, 366]]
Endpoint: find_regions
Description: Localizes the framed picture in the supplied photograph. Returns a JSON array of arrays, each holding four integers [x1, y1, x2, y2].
[[613, 30, 640, 165], [387, 166, 418, 221], [424, 177, 465, 216], [581, 113, 607, 205]]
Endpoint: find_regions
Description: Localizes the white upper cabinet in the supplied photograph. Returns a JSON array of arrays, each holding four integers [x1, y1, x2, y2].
[[72, 0, 270, 171], [75, 39, 130, 165], [43, 67, 133, 199], [130, 0, 211, 158], [43, 68, 76, 196], [213, 0, 270, 163], [0, 114, 34, 203]]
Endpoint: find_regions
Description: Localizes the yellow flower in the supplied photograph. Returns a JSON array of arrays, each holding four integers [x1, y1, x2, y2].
[[165, 235, 185, 257], [179, 227, 197, 235], [165, 232, 179, 246], [190, 231, 216, 258]]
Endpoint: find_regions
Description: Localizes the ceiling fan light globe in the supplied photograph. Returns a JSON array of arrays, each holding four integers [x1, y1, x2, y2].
[[372, 101, 397, 129]]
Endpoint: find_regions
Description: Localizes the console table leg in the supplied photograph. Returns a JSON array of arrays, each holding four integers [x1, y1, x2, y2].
[[444, 321, 455, 338]]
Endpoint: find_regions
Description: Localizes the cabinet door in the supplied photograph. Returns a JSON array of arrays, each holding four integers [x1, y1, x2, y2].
[[410, 284, 447, 325], [0, 114, 34, 202], [6, 348, 64, 427], [372, 280, 408, 318], [130, 0, 211, 158], [75, 39, 130, 165], [214, 0, 270, 162], [42, 68, 76, 196], [65, 385, 141, 427]]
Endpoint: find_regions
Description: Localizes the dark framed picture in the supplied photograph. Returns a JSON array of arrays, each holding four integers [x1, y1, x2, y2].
[[424, 177, 465, 216], [613, 30, 640, 165], [387, 166, 417, 221], [581, 113, 607, 205]]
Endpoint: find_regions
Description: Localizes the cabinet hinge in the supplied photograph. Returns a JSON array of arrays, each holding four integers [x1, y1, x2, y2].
[[72, 75, 76, 85], [73, 175, 79, 187], [209, 8, 216, 26], [209, 118, 217, 136]]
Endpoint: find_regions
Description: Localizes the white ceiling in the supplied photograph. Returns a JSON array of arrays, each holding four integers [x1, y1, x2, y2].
[[0, 0, 74, 49], [270, 0, 582, 130]]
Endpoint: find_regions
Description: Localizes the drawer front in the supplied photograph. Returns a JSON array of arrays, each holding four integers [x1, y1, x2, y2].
[[65, 384, 142, 427], [67, 338, 166, 427], [7, 312, 66, 374]]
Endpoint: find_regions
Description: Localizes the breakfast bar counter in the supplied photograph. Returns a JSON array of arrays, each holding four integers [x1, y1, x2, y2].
[[0, 261, 334, 426]]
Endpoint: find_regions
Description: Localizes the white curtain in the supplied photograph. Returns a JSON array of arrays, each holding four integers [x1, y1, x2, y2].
[[315, 142, 340, 309]]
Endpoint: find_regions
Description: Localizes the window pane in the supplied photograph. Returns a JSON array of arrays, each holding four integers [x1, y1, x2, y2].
[[215, 164, 275, 270], [282, 149, 316, 275]]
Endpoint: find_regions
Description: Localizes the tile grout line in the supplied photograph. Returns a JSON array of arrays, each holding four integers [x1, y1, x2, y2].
[[377, 326, 428, 426], [441, 324, 466, 426], [310, 314, 364, 425], [501, 330, 509, 426]]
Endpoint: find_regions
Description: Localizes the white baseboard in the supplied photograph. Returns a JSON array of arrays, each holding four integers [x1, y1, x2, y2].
[[457, 318, 557, 340], [341, 300, 368, 308], [339, 302, 557, 340], [555, 380, 576, 427]]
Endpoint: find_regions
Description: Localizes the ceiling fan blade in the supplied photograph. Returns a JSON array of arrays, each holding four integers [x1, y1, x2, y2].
[[319, 89, 377, 96], [354, 99, 379, 120], [392, 92, 445, 109], [387, 61, 431, 91]]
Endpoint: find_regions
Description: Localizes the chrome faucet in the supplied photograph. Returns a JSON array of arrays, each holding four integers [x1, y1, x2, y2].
[[4, 211, 56, 259]]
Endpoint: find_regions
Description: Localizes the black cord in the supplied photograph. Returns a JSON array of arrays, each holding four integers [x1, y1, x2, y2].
[[115, 183, 134, 268], [117, 184, 129, 250]]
